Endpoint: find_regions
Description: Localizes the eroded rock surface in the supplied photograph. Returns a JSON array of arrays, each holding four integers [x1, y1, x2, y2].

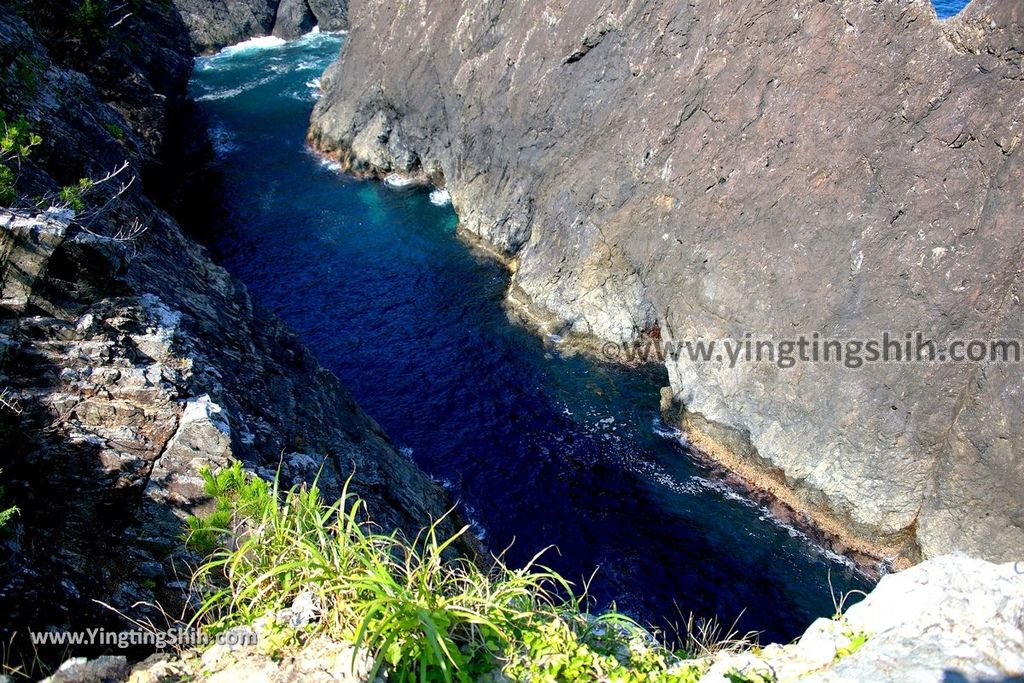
[[309, 0, 1024, 565], [168, 0, 349, 52], [0, 3, 453, 665], [705, 555, 1024, 682]]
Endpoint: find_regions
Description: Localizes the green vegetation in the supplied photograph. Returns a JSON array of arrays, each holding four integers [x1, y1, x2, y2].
[[0, 111, 121, 215], [57, 177, 94, 212], [834, 628, 868, 662], [186, 464, 712, 683], [69, 0, 111, 44], [725, 670, 775, 683], [0, 468, 18, 530], [13, 54, 45, 98], [103, 122, 126, 141], [0, 111, 42, 206]]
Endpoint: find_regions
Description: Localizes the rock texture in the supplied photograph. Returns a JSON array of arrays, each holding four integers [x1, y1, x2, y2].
[[168, 0, 349, 52], [273, 0, 349, 39], [705, 555, 1024, 682], [309, 0, 1024, 566], [0, 2, 454, 669], [170, 0, 279, 52]]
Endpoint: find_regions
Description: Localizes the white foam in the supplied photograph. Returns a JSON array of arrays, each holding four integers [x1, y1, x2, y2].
[[651, 417, 688, 445], [429, 188, 452, 206], [196, 75, 276, 101], [195, 86, 245, 101], [460, 503, 488, 540], [303, 77, 323, 101], [318, 157, 342, 173], [384, 173, 418, 189], [220, 35, 287, 56]]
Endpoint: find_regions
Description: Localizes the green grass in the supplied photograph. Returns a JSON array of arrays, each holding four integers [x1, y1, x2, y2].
[[186, 464, 710, 683]]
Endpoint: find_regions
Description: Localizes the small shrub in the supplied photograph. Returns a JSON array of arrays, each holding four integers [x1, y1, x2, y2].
[[0, 111, 42, 206], [182, 461, 273, 555], [503, 613, 703, 683], [57, 178, 93, 212], [725, 670, 776, 683]]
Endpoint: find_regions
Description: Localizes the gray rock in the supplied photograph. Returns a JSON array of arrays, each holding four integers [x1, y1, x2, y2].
[[169, 0, 348, 51], [704, 555, 1024, 682], [170, 0, 279, 53], [42, 656, 129, 683], [309, 0, 1024, 565], [196, 636, 375, 683], [306, 0, 348, 32], [0, 209, 69, 313], [273, 0, 317, 39]]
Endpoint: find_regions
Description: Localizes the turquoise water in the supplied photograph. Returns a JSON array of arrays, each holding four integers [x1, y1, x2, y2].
[[189, 33, 872, 645], [933, 0, 970, 18]]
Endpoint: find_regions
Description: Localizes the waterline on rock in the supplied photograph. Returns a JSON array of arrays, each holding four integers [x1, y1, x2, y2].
[[189, 31, 873, 645]]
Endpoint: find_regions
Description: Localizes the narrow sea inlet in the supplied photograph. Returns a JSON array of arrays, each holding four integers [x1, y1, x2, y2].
[[189, 33, 871, 645]]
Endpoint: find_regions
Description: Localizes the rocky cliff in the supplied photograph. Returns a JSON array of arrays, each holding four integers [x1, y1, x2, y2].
[[0, 1, 455, 667], [309, 0, 1024, 567], [170, 0, 348, 52]]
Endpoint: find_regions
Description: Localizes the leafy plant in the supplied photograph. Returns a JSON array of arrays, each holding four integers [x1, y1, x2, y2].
[[0, 111, 42, 206], [182, 462, 273, 556], [57, 178, 93, 212], [503, 613, 703, 683], [187, 465, 715, 682], [0, 503, 18, 529], [725, 669, 776, 683]]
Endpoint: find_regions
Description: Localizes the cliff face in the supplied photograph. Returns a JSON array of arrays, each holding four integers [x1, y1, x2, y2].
[[0, 2, 454, 654], [309, 0, 1024, 565], [170, 0, 348, 51]]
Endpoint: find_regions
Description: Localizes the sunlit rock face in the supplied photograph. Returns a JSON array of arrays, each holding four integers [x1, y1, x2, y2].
[[310, 0, 1024, 565]]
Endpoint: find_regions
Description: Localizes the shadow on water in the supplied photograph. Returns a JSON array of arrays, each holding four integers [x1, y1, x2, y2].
[[189, 32, 874, 645]]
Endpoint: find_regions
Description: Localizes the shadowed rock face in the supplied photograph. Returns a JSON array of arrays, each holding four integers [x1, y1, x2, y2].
[[309, 0, 1024, 565], [0, 4, 454, 660], [171, 0, 279, 52]]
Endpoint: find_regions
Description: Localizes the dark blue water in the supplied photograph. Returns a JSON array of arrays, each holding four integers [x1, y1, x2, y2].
[[189, 34, 872, 645], [933, 0, 970, 18]]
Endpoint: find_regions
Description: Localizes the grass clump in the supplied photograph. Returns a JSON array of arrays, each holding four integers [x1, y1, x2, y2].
[[183, 462, 273, 556], [186, 464, 710, 683]]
